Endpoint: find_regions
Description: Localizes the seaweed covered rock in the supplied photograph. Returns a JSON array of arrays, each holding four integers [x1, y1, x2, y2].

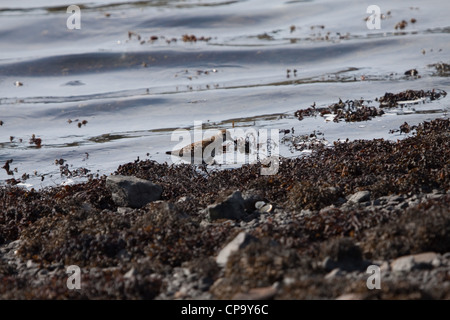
[[106, 175, 162, 208], [204, 190, 246, 221], [321, 237, 371, 272]]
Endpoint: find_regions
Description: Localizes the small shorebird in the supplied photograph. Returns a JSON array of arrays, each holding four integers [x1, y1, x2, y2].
[[166, 129, 230, 164]]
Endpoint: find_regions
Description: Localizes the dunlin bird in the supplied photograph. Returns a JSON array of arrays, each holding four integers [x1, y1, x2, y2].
[[166, 129, 230, 164]]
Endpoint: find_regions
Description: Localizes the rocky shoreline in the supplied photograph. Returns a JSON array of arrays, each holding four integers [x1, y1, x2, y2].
[[0, 118, 449, 299]]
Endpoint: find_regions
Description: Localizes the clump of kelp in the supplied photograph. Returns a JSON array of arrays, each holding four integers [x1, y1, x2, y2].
[[377, 89, 447, 108], [295, 89, 447, 122], [429, 62, 450, 77]]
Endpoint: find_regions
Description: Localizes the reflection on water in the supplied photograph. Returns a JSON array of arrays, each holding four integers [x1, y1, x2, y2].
[[0, 0, 449, 187]]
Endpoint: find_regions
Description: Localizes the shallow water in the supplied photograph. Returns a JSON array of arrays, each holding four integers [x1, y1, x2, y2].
[[0, 0, 449, 188]]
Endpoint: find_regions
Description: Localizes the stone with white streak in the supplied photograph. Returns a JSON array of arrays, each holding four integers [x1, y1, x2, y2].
[[216, 232, 257, 267]]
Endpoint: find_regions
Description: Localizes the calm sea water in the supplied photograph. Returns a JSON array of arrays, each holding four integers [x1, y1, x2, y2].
[[0, 0, 449, 188]]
